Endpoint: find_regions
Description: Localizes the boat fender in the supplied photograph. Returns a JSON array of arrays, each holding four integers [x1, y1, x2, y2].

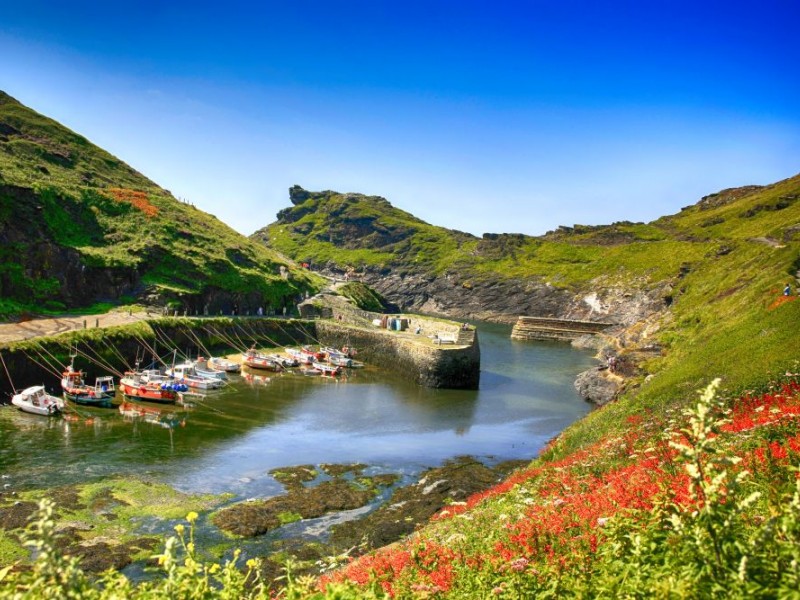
[[140, 386, 147, 395]]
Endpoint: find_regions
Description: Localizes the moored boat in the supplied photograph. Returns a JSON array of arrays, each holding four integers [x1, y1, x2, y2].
[[61, 363, 116, 407], [326, 353, 353, 368], [312, 361, 343, 377], [11, 386, 65, 416], [208, 356, 241, 373], [301, 345, 326, 362], [266, 353, 300, 368], [194, 357, 229, 379], [167, 362, 224, 389], [242, 348, 283, 372], [285, 347, 312, 365], [119, 369, 185, 403]]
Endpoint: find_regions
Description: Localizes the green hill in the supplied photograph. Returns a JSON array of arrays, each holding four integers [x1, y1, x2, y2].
[[255, 180, 799, 291], [255, 176, 800, 395], [0, 92, 321, 318]]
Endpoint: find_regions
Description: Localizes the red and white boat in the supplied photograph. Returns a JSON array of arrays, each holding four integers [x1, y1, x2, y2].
[[286, 345, 326, 365], [312, 361, 342, 377], [242, 348, 283, 372], [119, 369, 185, 403]]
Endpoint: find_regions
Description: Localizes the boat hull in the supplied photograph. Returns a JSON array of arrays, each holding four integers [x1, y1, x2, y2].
[[63, 390, 115, 408], [243, 358, 282, 371], [119, 380, 178, 404]]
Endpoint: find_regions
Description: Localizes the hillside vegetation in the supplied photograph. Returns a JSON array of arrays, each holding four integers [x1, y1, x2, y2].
[[257, 176, 800, 390], [256, 180, 799, 291], [0, 92, 321, 318]]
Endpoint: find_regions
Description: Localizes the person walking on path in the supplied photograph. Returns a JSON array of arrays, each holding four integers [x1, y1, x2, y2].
[[785, 283, 792, 296]]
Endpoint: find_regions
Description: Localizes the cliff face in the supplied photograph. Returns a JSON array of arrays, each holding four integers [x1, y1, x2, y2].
[[0, 184, 142, 307]]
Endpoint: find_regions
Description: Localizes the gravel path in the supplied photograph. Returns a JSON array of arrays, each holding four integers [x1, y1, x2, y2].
[[0, 311, 153, 345]]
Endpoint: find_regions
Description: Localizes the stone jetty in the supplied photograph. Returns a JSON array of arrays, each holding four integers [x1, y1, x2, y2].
[[510, 316, 614, 342]]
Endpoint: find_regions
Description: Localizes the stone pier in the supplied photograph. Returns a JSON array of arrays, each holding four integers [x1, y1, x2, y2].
[[316, 319, 480, 390], [510, 316, 614, 342]]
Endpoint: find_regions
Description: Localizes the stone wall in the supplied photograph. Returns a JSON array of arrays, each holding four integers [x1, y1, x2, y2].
[[0, 318, 312, 400], [316, 322, 480, 390]]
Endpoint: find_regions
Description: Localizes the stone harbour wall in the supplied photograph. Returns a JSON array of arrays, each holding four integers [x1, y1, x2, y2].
[[316, 321, 480, 390]]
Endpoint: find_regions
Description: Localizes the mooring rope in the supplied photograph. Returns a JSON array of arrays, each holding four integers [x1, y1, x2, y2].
[[0, 351, 17, 394]]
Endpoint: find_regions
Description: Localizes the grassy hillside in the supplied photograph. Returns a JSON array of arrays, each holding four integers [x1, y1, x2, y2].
[[248, 179, 800, 597], [0, 91, 322, 317], [252, 186, 477, 275], [256, 179, 799, 291], [257, 177, 800, 389]]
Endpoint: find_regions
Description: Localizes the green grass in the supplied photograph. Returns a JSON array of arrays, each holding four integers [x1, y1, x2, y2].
[[338, 282, 388, 311], [0, 91, 325, 316], [258, 176, 800, 298], [0, 531, 25, 564]]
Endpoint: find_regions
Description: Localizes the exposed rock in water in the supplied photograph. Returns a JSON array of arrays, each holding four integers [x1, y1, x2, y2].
[[328, 457, 507, 552], [213, 479, 385, 538], [59, 535, 159, 573], [0, 501, 38, 531]]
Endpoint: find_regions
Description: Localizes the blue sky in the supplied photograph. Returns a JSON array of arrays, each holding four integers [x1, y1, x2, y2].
[[1, 0, 798, 236]]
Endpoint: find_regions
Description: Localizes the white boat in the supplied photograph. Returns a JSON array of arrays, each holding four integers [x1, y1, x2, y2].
[[193, 357, 228, 380], [166, 363, 224, 390], [312, 362, 343, 377], [285, 347, 312, 365], [327, 354, 353, 368], [208, 356, 241, 373], [266, 353, 300, 368], [11, 386, 65, 416]]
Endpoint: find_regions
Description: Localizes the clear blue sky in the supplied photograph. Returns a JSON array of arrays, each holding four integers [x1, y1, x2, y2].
[[1, 0, 798, 236]]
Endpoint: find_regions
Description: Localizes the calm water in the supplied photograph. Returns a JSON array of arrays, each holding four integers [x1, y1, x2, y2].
[[0, 322, 596, 499]]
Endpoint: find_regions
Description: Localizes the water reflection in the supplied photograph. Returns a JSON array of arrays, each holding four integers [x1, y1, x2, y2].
[[0, 321, 597, 497], [119, 401, 188, 430]]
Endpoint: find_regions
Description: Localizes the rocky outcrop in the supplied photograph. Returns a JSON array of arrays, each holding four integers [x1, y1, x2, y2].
[[574, 368, 622, 406], [338, 269, 573, 324]]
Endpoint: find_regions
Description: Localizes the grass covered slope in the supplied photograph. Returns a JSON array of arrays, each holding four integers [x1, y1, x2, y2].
[[0, 91, 320, 316], [258, 176, 800, 389], [257, 177, 800, 292], [252, 185, 477, 275]]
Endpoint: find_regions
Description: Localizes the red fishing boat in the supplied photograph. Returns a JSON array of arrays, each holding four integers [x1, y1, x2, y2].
[[118, 368, 185, 403]]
